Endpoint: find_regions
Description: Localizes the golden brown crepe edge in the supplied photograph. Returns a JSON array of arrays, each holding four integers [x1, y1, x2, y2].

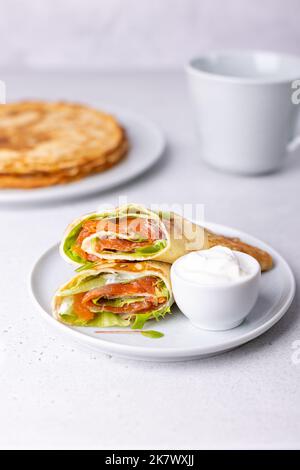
[[0, 138, 128, 189]]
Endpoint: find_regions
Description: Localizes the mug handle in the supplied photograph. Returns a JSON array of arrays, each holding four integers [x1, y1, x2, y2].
[[288, 107, 300, 153], [288, 135, 300, 153]]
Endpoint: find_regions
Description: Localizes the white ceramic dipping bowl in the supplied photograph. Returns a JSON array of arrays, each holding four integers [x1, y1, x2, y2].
[[171, 251, 261, 331]]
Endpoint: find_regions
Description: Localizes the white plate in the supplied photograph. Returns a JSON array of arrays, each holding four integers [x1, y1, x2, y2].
[[30, 222, 295, 362], [0, 107, 165, 204]]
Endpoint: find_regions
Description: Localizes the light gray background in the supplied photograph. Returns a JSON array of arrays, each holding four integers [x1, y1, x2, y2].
[[0, 0, 300, 68]]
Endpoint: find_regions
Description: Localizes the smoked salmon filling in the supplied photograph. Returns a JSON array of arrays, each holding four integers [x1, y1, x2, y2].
[[53, 261, 173, 329], [61, 204, 169, 265]]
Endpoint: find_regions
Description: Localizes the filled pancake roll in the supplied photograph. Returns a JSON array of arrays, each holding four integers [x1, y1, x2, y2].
[[60, 203, 207, 266], [52, 260, 174, 329], [60, 203, 272, 271]]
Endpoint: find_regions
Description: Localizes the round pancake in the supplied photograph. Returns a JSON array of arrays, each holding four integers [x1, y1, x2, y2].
[[0, 101, 125, 174], [0, 138, 128, 189]]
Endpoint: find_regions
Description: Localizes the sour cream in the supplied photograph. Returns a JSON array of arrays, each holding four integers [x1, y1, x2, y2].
[[174, 246, 249, 285], [171, 246, 261, 330]]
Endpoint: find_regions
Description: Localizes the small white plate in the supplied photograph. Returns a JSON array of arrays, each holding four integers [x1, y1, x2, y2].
[[0, 107, 165, 204], [30, 222, 295, 362]]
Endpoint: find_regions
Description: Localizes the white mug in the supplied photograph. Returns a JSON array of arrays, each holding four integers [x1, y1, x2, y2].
[[186, 50, 300, 175]]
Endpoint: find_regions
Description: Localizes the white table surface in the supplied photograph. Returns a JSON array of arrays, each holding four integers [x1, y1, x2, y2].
[[0, 69, 299, 450]]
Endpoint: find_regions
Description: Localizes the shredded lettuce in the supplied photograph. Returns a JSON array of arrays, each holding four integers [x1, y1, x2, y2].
[[58, 296, 130, 327], [59, 274, 106, 296], [131, 305, 171, 330], [60, 312, 130, 327], [62, 215, 96, 263], [59, 302, 171, 329], [134, 239, 167, 255], [155, 279, 169, 299], [75, 261, 97, 273]]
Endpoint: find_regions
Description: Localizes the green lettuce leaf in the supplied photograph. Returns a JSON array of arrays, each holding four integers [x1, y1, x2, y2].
[[131, 305, 171, 329], [75, 261, 97, 273], [60, 312, 130, 327], [155, 279, 169, 299], [59, 274, 106, 296], [141, 330, 164, 339], [63, 215, 97, 264], [131, 313, 154, 329], [134, 239, 167, 255]]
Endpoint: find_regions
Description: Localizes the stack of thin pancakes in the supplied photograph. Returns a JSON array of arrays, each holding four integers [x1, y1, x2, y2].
[[0, 101, 128, 188]]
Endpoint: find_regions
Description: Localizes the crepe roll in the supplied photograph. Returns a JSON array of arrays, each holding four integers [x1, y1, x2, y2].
[[52, 259, 174, 329], [60, 203, 272, 271]]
